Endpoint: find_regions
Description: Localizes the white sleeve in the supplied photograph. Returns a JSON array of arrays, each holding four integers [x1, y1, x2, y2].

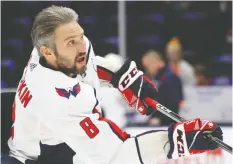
[[95, 55, 123, 73], [95, 55, 125, 88], [94, 55, 130, 128]]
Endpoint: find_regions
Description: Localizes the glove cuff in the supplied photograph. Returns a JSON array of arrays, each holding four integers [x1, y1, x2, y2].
[[167, 123, 176, 159], [167, 122, 191, 159]]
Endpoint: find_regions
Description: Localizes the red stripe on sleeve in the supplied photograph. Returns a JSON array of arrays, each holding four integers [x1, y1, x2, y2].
[[99, 117, 130, 141], [97, 66, 113, 81]]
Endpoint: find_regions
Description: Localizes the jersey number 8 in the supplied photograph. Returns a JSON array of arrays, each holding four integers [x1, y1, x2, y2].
[[80, 117, 99, 138]]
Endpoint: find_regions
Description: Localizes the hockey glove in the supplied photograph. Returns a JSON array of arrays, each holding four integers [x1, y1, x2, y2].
[[167, 118, 223, 159], [111, 60, 158, 115]]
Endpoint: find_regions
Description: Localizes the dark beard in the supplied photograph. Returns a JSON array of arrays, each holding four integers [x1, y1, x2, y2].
[[57, 66, 77, 75], [54, 48, 86, 76], [57, 64, 87, 76]]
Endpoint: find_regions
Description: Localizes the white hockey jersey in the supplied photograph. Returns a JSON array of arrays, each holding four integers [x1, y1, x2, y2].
[[8, 36, 129, 164]]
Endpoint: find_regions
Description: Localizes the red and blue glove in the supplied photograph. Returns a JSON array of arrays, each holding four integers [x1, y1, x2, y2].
[[167, 118, 223, 159]]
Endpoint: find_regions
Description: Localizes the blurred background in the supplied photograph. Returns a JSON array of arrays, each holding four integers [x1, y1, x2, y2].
[[1, 1, 232, 164]]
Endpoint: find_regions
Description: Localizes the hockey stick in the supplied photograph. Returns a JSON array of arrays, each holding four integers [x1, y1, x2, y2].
[[144, 97, 233, 155]]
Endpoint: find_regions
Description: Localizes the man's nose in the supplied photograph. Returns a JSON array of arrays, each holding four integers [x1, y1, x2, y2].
[[79, 40, 86, 54]]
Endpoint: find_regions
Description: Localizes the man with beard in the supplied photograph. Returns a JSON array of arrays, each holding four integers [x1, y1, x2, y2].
[[4, 5, 223, 164]]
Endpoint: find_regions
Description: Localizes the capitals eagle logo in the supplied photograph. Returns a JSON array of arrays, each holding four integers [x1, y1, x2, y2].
[[55, 83, 81, 99]]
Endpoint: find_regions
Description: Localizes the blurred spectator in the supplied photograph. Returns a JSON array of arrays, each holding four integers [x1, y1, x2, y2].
[[141, 50, 165, 80], [195, 63, 210, 86], [141, 50, 183, 126], [166, 37, 197, 85]]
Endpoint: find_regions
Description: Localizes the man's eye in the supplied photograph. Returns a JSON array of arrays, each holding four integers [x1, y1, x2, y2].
[[68, 40, 75, 45]]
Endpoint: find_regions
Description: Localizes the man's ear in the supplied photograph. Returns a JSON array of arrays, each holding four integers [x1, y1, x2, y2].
[[40, 46, 54, 58]]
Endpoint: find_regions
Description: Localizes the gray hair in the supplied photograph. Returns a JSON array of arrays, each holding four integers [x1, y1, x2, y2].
[[31, 5, 79, 57]]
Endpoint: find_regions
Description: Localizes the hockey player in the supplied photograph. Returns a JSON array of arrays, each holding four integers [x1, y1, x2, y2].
[[6, 5, 223, 164]]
